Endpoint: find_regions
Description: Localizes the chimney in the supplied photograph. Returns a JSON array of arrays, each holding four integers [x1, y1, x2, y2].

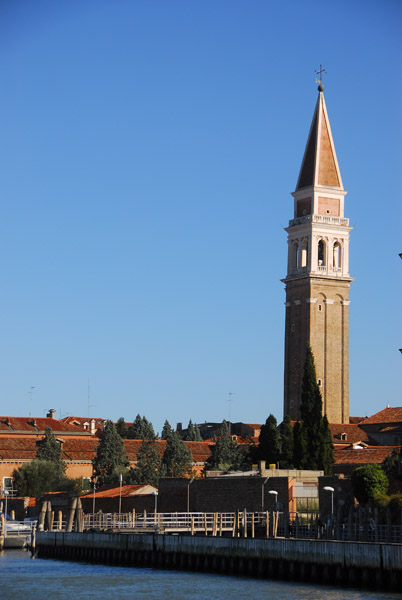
[[90, 419, 96, 434], [47, 409, 56, 419]]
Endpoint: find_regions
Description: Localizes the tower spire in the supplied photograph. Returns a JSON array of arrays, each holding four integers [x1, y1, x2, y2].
[[283, 84, 353, 425]]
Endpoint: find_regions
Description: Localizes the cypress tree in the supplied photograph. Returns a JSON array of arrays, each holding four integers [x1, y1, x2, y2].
[[293, 421, 308, 469], [93, 420, 129, 486], [127, 414, 156, 440], [127, 440, 161, 487], [161, 420, 173, 440], [37, 427, 66, 476], [299, 344, 334, 473], [280, 414, 294, 468], [257, 414, 280, 466], [116, 417, 127, 438], [204, 421, 239, 471], [161, 431, 193, 478], [184, 419, 203, 441]]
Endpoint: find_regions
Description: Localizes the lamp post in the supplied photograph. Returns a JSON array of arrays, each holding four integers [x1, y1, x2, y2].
[[268, 490, 278, 510], [118, 473, 123, 515], [323, 486, 335, 515], [4, 490, 9, 536], [152, 491, 158, 514]]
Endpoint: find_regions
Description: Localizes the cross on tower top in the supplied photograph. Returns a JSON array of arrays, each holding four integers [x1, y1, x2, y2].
[[315, 64, 327, 91]]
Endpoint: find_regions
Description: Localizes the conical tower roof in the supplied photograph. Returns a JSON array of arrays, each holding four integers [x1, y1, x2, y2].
[[296, 89, 343, 191]]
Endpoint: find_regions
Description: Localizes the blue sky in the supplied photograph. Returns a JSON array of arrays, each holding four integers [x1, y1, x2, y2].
[[1, 0, 401, 433]]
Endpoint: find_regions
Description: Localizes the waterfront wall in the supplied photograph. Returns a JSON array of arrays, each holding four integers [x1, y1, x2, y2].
[[35, 532, 402, 590]]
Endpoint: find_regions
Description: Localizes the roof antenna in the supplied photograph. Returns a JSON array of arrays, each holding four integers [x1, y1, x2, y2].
[[28, 386, 35, 417], [315, 64, 327, 91]]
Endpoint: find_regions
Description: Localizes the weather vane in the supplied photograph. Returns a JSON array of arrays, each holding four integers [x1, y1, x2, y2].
[[315, 64, 327, 90]]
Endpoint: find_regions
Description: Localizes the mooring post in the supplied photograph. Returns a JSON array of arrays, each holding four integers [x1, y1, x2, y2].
[[66, 497, 78, 532], [265, 510, 269, 538], [243, 509, 247, 538], [30, 523, 36, 556], [38, 501, 47, 531]]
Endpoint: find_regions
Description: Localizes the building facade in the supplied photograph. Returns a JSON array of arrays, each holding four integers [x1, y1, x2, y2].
[[283, 86, 352, 424]]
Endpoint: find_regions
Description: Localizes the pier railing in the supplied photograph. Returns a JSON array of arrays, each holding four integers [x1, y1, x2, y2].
[[79, 510, 402, 543]]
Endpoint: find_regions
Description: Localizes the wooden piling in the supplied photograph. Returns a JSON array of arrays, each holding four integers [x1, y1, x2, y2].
[[66, 497, 78, 532], [38, 501, 47, 531]]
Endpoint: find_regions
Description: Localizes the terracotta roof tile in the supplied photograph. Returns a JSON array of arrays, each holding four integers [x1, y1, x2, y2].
[[329, 423, 369, 444], [334, 446, 401, 465], [360, 407, 402, 425], [0, 416, 85, 434], [81, 484, 157, 498]]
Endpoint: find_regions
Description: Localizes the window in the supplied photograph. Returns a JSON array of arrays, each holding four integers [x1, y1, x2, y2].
[[3, 477, 13, 492], [318, 240, 325, 265], [318, 304, 322, 312], [317, 379, 322, 386], [291, 324, 295, 332]]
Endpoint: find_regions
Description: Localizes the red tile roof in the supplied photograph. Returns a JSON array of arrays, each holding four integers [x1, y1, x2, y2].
[[349, 416, 366, 424], [329, 423, 369, 444], [334, 446, 400, 465], [0, 416, 87, 434], [360, 407, 402, 425]]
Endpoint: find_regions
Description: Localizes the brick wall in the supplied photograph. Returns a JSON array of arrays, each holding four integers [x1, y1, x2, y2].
[[158, 477, 291, 513]]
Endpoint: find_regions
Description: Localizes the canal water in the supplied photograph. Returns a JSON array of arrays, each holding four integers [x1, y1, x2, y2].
[[0, 550, 399, 600]]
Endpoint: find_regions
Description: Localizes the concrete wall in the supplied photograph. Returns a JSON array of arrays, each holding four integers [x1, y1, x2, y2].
[[35, 532, 402, 590]]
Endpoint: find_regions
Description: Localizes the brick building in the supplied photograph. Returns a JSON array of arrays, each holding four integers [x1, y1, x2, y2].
[[283, 84, 352, 424]]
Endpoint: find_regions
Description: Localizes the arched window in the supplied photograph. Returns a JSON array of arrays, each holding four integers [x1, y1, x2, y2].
[[318, 240, 325, 266], [333, 242, 341, 269], [301, 240, 308, 268], [293, 243, 299, 270]]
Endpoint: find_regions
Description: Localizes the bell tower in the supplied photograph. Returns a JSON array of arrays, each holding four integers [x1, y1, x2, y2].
[[283, 82, 352, 424]]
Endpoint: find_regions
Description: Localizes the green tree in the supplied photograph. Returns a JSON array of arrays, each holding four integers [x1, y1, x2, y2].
[[126, 440, 161, 487], [351, 464, 389, 505], [161, 431, 193, 478], [93, 420, 129, 486], [204, 421, 240, 471], [257, 414, 280, 466], [161, 420, 173, 440], [12, 460, 76, 497], [127, 414, 156, 440], [36, 427, 65, 476], [293, 421, 308, 469], [280, 414, 294, 468], [298, 344, 334, 473], [382, 449, 401, 479], [116, 417, 127, 438], [184, 419, 203, 441], [321, 416, 334, 475]]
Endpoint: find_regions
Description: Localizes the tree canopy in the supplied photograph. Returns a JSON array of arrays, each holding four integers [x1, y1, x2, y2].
[[126, 414, 156, 440], [36, 427, 65, 476], [204, 420, 251, 472], [161, 420, 173, 440], [279, 414, 294, 468], [184, 419, 203, 441], [161, 431, 193, 478], [257, 414, 280, 466], [351, 464, 389, 504], [12, 460, 82, 497], [92, 420, 129, 486], [294, 344, 334, 474], [126, 440, 161, 487]]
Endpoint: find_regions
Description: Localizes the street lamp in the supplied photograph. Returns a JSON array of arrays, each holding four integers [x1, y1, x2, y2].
[[4, 490, 9, 536], [152, 491, 158, 514], [323, 486, 335, 514], [268, 490, 278, 509]]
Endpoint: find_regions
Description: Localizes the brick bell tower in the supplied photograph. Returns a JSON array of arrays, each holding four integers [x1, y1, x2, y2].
[[283, 80, 352, 424]]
